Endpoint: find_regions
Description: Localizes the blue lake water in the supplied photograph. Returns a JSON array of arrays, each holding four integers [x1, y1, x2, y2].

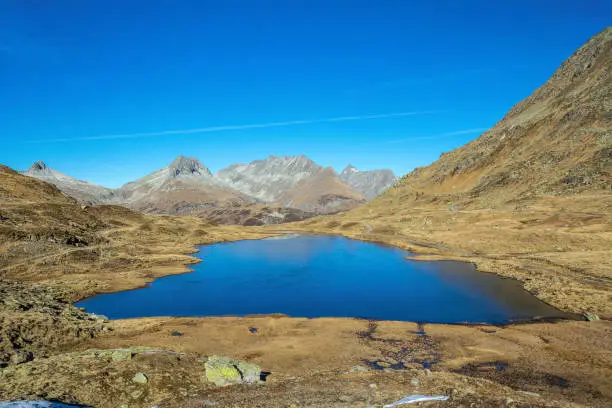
[[76, 235, 573, 324]]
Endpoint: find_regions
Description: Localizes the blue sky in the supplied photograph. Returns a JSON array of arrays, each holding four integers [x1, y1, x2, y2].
[[1, 1, 609, 187]]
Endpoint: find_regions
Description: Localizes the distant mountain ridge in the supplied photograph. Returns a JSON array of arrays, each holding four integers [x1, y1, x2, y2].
[[20, 155, 397, 223], [22, 160, 118, 205], [339, 164, 397, 199]]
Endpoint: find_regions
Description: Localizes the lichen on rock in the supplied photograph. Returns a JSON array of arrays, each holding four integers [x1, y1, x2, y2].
[[204, 355, 262, 386]]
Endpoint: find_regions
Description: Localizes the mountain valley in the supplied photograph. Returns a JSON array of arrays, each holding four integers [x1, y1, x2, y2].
[[1, 23, 611, 408]]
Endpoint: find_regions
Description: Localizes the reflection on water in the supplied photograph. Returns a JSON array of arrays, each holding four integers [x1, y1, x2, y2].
[[76, 235, 575, 324]]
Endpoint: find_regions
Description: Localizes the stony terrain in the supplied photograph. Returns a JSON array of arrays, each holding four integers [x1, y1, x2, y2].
[[22, 155, 396, 222]]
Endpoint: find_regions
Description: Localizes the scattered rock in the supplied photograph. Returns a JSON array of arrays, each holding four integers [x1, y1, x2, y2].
[[248, 327, 259, 334], [132, 372, 148, 384], [410, 377, 420, 386], [171, 331, 183, 337], [338, 395, 352, 402], [369, 383, 377, 389]]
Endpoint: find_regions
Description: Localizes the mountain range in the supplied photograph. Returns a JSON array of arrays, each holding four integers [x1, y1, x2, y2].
[[22, 155, 397, 224]]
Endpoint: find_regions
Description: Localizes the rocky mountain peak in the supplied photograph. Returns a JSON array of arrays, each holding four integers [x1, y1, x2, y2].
[[341, 164, 359, 176], [28, 160, 49, 173], [168, 155, 212, 177]]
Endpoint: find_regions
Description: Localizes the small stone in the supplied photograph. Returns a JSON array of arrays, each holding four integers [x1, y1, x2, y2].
[[517, 391, 541, 397], [133, 372, 148, 384], [171, 331, 183, 336], [350, 365, 368, 372], [130, 389, 144, 399], [424, 368, 432, 376], [10, 350, 33, 365], [111, 349, 133, 362], [90, 313, 109, 322], [369, 383, 377, 389], [410, 377, 420, 386]]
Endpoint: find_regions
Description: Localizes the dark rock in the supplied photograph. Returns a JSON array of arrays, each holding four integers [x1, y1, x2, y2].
[[10, 350, 33, 365]]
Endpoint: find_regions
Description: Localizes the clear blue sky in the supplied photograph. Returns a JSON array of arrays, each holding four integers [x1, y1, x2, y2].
[[1, 1, 609, 187]]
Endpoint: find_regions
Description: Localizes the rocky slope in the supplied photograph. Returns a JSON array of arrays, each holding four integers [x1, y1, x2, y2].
[[118, 155, 255, 214], [339, 164, 397, 199], [214, 155, 322, 203], [215, 155, 367, 213], [21, 161, 118, 205], [384, 27, 611, 210]]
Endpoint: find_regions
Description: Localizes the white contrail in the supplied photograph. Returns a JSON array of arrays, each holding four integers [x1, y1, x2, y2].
[[388, 128, 488, 144], [26, 110, 442, 143]]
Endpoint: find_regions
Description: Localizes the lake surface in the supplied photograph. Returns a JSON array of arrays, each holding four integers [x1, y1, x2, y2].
[[76, 235, 573, 323]]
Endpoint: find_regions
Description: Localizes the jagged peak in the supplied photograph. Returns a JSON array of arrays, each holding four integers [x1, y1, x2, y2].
[[168, 155, 211, 177], [341, 164, 359, 175], [28, 160, 50, 172]]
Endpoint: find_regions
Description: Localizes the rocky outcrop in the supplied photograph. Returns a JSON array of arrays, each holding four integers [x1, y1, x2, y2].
[[339, 164, 397, 199], [0, 281, 107, 365]]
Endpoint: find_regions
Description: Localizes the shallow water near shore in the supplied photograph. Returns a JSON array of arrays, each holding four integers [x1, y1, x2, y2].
[[76, 235, 574, 323]]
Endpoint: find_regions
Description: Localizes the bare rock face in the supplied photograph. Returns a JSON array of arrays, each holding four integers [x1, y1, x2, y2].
[[117, 155, 254, 213], [167, 155, 212, 177], [21, 161, 118, 205], [339, 164, 397, 199], [214, 155, 323, 203], [215, 156, 366, 213]]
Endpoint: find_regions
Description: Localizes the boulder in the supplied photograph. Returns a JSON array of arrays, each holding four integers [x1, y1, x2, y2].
[[204, 355, 262, 386], [132, 372, 148, 384], [10, 350, 33, 365]]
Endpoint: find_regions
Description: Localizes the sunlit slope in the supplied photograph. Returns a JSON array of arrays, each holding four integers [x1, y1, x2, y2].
[[370, 27, 610, 214]]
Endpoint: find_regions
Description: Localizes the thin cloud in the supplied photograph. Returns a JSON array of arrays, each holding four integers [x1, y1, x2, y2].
[[388, 128, 488, 144], [25, 110, 442, 143]]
